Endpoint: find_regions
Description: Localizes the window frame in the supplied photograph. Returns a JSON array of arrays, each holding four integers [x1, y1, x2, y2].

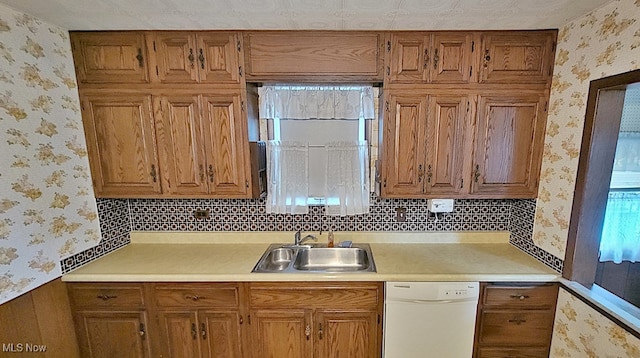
[[563, 69, 640, 336]]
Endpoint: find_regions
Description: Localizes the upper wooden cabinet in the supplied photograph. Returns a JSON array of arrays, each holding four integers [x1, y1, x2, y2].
[[81, 93, 161, 197], [471, 93, 548, 198], [479, 31, 555, 84], [71, 32, 150, 84], [149, 32, 243, 84], [154, 91, 252, 197], [386, 32, 474, 84], [381, 90, 470, 198], [244, 32, 383, 82]]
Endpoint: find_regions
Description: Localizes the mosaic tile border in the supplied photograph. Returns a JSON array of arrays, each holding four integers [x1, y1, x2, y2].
[[60, 199, 131, 273], [62, 196, 564, 274], [509, 199, 563, 273]]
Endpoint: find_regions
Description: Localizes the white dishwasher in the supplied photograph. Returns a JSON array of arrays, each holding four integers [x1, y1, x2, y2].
[[383, 282, 480, 358]]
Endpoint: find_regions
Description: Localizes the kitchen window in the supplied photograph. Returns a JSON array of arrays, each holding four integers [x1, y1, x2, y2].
[[565, 70, 640, 329], [259, 85, 375, 215]]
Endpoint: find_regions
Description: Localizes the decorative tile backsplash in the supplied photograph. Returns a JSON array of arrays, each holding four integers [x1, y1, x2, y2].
[[61, 196, 562, 274], [60, 199, 130, 273]]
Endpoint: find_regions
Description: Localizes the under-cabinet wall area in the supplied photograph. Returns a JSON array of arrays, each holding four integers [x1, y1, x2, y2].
[[60, 197, 563, 274]]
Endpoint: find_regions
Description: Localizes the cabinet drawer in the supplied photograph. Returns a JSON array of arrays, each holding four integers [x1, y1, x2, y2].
[[249, 283, 381, 309], [154, 283, 239, 308], [477, 309, 554, 346], [68, 283, 145, 308], [482, 283, 558, 308], [478, 347, 549, 358]]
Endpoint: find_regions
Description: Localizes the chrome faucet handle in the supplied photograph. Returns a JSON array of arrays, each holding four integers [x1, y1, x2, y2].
[[294, 229, 302, 245]]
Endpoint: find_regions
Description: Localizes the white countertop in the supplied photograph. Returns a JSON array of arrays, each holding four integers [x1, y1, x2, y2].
[[62, 231, 559, 282]]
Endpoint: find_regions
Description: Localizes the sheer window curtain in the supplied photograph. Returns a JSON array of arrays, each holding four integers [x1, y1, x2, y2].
[[325, 141, 370, 216], [265, 141, 309, 215], [260, 86, 373, 215], [599, 191, 640, 263], [599, 132, 640, 263]]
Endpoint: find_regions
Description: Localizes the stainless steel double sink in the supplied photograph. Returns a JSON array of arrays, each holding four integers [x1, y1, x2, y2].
[[252, 243, 376, 273]]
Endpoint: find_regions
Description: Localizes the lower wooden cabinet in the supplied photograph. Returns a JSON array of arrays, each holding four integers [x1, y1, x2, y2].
[[67, 283, 151, 358], [68, 281, 383, 358], [473, 282, 559, 358], [152, 283, 244, 358], [248, 282, 383, 358]]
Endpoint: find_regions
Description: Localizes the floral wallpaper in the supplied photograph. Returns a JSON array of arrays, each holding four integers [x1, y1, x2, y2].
[[551, 288, 640, 357], [533, 0, 640, 259], [0, 4, 100, 304]]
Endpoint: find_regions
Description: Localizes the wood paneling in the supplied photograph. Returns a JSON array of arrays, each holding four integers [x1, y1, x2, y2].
[[595, 261, 640, 307], [0, 279, 80, 358], [316, 310, 378, 358]]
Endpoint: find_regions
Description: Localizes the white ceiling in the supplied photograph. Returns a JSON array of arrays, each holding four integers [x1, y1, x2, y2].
[[0, 0, 612, 31]]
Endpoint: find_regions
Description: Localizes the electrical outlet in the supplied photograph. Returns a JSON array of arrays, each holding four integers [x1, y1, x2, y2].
[[395, 207, 407, 222], [193, 209, 210, 219]]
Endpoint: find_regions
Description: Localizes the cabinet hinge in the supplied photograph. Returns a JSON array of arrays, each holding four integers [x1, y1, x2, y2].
[[237, 40, 241, 52], [469, 66, 472, 77], [466, 101, 470, 112], [386, 66, 390, 76], [544, 101, 548, 112], [377, 314, 381, 324], [247, 315, 251, 325], [153, 41, 156, 51], [387, 40, 391, 52], [246, 180, 249, 188], [239, 66, 243, 77], [139, 323, 146, 340], [385, 101, 389, 112], [471, 41, 474, 52], [241, 101, 245, 112], [156, 66, 159, 76]]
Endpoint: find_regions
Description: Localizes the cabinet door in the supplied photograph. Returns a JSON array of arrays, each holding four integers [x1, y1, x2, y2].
[[381, 93, 428, 197], [155, 95, 209, 195], [425, 95, 469, 195], [479, 32, 554, 84], [315, 310, 379, 358], [75, 311, 150, 358], [71, 32, 149, 83], [201, 93, 250, 197], [199, 311, 243, 358], [157, 310, 201, 358], [197, 32, 243, 84], [472, 94, 547, 198], [81, 94, 161, 197], [386, 33, 430, 83], [152, 32, 199, 83], [430, 32, 473, 83], [250, 309, 312, 358]]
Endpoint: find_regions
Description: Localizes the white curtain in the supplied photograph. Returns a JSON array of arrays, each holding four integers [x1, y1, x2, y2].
[[325, 141, 370, 216], [259, 85, 375, 120], [599, 191, 640, 263], [266, 141, 309, 215]]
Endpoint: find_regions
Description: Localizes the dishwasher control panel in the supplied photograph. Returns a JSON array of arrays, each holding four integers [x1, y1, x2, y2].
[[386, 282, 479, 301]]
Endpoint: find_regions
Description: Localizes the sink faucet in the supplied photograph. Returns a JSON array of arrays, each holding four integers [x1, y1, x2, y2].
[[294, 230, 318, 246]]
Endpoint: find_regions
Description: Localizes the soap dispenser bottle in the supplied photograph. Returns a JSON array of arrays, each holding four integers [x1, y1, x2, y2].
[[327, 229, 335, 248]]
